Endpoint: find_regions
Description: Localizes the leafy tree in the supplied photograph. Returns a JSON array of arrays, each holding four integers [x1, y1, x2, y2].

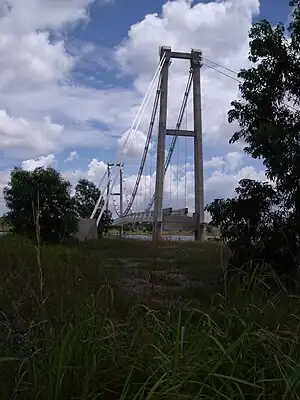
[[99, 209, 113, 235], [74, 178, 102, 218], [206, 2, 300, 275], [0, 216, 8, 232], [205, 179, 298, 274], [74, 178, 113, 235], [3, 167, 78, 242], [143, 222, 153, 232]]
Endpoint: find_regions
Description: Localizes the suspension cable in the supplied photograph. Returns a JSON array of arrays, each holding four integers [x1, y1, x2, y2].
[[169, 162, 172, 205], [94, 55, 300, 222], [203, 63, 241, 84], [149, 128, 153, 205], [90, 170, 108, 219], [123, 178, 134, 214], [95, 59, 233, 221], [203, 57, 239, 76], [144, 168, 147, 210], [110, 175, 135, 217], [112, 196, 120, 217], [93, 55, 166, 224], [184, 104, 188, 208], [176, 137, 179, 208], [119, 63, 163, 217], [203, 61, 300, 113], [145, 69, 193, 212]]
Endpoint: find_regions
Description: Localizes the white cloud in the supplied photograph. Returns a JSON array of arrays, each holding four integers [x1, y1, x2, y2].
[[0, 0, 82, 159], [203, 151, 266, 205], [0, 0, 269, 216], [204, 156, 226, 170], [115, 0, 259, 144], [204, 151, 244, 173], [0, 0, 91, 33], [0, 110, 63, 158], [0, 0, 259, 163], [118, 129, 151, 159], [107, 0, 262, 208], [86, 159, 107, 182], [0, 0, 118, 162], [21, 153, 56, 171], [205, 166, 267, 203], [0, 32, 72, 90], [0, 0, 261, 163], [116, 0, 258, 75], [98, 0, 115, 5], [225, 151, 244, 172], [65, 150, 78, 162], [62, 158, 107, 188]]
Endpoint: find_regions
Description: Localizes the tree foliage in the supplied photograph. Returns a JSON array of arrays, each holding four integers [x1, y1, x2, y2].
[[74, 178, 102, 219], [206, 179, 299, 274], [206, 2, 300, 275], [74, 178, 113, 234], [3, 167, 78, 243]]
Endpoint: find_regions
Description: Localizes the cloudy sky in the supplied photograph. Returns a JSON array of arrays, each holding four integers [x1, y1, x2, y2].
[[0, 0, 290, 216]]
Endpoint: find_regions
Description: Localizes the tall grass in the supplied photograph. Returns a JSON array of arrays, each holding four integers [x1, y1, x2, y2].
[[1, 235, 300, 398]]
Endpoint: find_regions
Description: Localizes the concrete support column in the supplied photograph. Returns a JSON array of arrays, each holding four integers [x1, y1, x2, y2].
[[152, 46, 171, 241], [119, 163, 124, 237], [106, 164, 111, 214], [191, 49, 205, 241]]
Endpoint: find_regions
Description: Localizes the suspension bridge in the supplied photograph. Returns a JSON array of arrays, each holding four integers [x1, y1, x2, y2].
[[88, 46, 216, 241]]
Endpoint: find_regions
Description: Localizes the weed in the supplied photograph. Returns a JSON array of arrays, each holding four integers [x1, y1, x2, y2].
[[1, 235, 300, 398]]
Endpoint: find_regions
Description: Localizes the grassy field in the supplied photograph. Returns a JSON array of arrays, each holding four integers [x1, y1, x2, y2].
[[1, 235, 300, 399]]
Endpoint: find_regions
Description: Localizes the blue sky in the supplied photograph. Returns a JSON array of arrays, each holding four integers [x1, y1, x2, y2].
[[0, 0, 292, 214], [83, 0, 290, 46]]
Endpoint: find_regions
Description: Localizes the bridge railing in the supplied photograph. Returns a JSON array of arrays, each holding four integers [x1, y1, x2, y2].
[[112, 207, 191, 226]]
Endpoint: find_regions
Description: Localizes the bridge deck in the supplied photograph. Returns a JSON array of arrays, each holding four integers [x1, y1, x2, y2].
[[112, 209, 196, 231], [112, 208, 188, 226]]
